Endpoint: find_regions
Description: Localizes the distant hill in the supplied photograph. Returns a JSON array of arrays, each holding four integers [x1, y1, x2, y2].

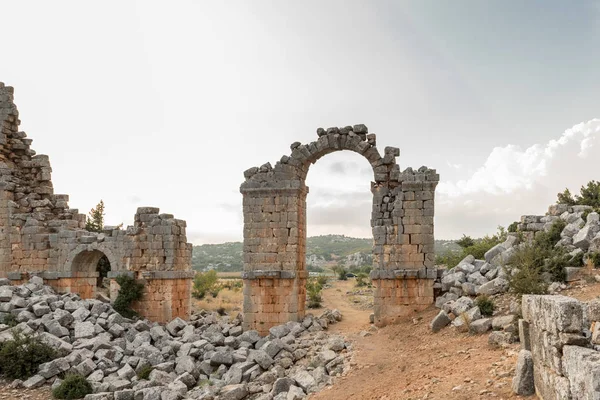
[[192, 235, 462, 272]]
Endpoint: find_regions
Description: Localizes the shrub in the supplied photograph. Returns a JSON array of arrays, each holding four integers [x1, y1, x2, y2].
[[456, 235, 475, 248], [0, 330, 57, 379], [506, 244, 548, 296], [2, 313, 17, 328], [192, 270, 221, 300], [113, 274, 145, 319], [316, 275, 328, 286], [437, 226, 507, 268], [534, 219, 566, 250], [137, 365, 153, 380], [332, 266, 348, 281], [588, 252, 600, 268], [306, 278, 323, 308], [52, 374, 92, 399], [474, 295, 495, 317], [355, 272, 369, 287], [508, 221, 519, 233], [557, 181, 600, 207]]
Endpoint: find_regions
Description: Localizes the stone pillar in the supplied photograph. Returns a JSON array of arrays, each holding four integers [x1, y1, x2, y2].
[[371, 168, 439, 326], [0, 186, 12, 273], [240, 186, 308, 335]]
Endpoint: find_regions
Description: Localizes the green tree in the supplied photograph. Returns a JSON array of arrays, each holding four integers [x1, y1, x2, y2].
[[192, 270, 221, 299], [557, 181, 600, 208], [85, 200, 105, 233], [456, 235, 475, 248]]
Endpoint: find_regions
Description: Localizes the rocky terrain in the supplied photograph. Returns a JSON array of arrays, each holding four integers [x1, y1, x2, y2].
[[430, 203, 600, 338], [0, 277, 351, 400]]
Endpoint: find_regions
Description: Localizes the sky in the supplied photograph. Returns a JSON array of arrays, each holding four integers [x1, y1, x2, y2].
[[2, 1, 600, 243]]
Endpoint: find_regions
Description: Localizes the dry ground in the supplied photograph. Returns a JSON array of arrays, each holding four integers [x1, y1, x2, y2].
[[5, 277, 600, 400]]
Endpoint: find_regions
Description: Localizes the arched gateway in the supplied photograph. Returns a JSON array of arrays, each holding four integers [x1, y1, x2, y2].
[[240, 125, 439, 334]]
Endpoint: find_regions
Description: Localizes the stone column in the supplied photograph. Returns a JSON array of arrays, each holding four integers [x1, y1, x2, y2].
[[0, 185, 12, 273], [240, 186, 308, 335], [371, 168, 439, 326]]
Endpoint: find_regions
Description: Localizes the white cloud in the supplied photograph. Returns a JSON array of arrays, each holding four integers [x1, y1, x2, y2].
[[436, 119, 600, 238]]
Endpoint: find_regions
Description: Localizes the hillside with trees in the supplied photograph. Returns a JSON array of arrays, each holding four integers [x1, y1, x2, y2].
[[192, 234, 462, 272]]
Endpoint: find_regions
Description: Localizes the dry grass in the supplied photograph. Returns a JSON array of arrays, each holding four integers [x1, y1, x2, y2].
[[217, 272, 241, 279], [192, 281, 243, 317]]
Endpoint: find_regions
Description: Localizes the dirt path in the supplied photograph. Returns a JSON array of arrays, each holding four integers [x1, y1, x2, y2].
[[315, 280, 372, 334], [310, 280, 523, 400]]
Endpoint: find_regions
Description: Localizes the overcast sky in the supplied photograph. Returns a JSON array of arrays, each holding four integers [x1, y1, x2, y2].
[[3, 1, 600, 243]]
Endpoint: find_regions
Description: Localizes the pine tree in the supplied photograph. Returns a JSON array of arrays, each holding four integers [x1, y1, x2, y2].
[[85, 200, 105, 233]]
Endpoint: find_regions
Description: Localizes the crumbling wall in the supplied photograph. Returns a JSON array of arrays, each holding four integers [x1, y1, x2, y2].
[[519, 294, 600, 399], [240, 125, 439, 334], [0, 82, 193, 323]]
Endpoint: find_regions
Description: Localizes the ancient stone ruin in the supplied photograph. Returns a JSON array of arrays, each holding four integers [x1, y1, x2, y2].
[[241, 125, 439, 334], [512, 294, 600, 398], [0, 83, 193, 323]]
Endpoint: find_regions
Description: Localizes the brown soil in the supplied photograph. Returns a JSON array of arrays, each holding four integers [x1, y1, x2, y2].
[[310, 279, 524, 400]]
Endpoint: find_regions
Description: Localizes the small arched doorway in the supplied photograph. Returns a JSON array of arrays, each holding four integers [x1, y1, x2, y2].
[[71, 249, 111, 294]]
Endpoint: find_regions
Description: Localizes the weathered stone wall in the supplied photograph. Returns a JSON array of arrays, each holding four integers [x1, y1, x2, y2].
[[241, 125, 439, 333], [519, 294, 600, 399], [0, 82, 193, 322]]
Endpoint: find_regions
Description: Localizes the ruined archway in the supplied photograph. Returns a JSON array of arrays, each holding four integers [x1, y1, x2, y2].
[[240, 125, 439, 334]]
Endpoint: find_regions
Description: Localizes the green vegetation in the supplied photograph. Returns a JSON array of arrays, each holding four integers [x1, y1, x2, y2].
[[474, 294, 495, 317], [332, 266, 348, 281], [306, 278, 323, 308], [436, 227, 507, 268], [192, 242, 243, 272], [192, 235, 461, 273], [2, 313, 17, 328], [506, 219, 583, 296], [52, 374, 92, 399], [508, 221, 519, 233], [0, 331, 57, 379], [316, 275, 328, 287], [192, 270, 222, 299], [557, 180, 600, 207], [355, 272, 369, 287], [588, 252, 600, 268], [85, 200, 105, 233], [506, 244, 549, 296], [137, 365, 153, 380], [113, 274, 145, 319]]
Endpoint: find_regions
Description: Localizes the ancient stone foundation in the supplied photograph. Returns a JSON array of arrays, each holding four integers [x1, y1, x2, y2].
[[0, 82, 193, 323], [519, 294, 600, 399], [241, 125, 439, 334]]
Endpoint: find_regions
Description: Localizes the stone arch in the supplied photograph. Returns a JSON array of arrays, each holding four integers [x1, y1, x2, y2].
[[240, 124, 440, 335], [65, 243, 121, 274]]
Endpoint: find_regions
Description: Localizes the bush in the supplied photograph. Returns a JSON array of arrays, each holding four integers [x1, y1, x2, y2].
[[52, 374, 92, 399], [306, 278, 323, 308], [557, 181, 600, 207], [316, 275, 328, 287], [507, 244, 549, 296], [588, 252, 600, 268], [113, 274, 145, 319], [456, 235, 475, 248], [355, 272, 369, 287], [2, 313, 17, 328], [0, 330, 57, 379], [192, 270, 221, 300], [437, 227, 507, 268], [474, 295, 495, 317], [332, 266, 348, 281], [137, 365, 153, 380], [508, 221, 519, 233]]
